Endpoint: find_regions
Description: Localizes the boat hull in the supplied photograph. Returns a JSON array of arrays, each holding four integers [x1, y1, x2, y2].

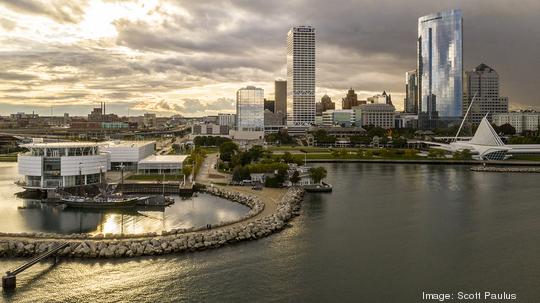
[[62, 198, 139, 209]]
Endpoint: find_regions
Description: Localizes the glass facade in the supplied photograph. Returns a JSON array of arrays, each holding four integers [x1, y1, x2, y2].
[[418, 9, 463, 119], [404, 70, 418, 113], [236, 86, 264, 131]]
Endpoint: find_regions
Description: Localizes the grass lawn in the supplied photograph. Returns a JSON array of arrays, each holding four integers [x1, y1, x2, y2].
[[0, 154, 17, 162], [509, 155, 540, 161], [127, 174, 187, 181], [285, 152, 451, 161], [199, 147, 219, 154]]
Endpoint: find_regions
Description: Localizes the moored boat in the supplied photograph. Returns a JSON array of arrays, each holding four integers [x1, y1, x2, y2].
[[303, 181, 333, 193], [61, 196, 140, 209]]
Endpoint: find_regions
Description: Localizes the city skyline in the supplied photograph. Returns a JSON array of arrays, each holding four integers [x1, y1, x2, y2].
[[0, 0, 539, 117]]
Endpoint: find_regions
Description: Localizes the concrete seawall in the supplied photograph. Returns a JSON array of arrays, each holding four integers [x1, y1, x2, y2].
[[306, 158, 540, 166], [0, 187, 304, 258], [470, 166, 540, 173]]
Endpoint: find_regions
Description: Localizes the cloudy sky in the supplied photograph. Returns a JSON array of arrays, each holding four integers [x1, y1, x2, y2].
[[0, 0, 538, 117]]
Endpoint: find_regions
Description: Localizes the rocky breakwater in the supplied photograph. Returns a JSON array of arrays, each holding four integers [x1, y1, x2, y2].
[[0, 187, 304, 258], [471, 166, 540, 173]]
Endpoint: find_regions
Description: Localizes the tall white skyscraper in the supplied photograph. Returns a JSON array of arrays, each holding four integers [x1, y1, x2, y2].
[[287, 26, 315, 126], [236, 86, 264, 131]]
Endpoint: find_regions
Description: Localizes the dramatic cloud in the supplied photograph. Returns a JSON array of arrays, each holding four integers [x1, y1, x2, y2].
[[1, 0, 89, 24], [0, 0, 538, 116], [133, 98, 235, 115]]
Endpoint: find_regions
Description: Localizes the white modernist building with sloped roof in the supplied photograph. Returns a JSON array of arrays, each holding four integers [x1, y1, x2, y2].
[[18, 139, 187, 191], [426, 116, 540, 160]]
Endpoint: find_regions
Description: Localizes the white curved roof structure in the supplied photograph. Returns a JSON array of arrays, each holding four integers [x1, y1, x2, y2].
[[469, 118, 505, 146], [425, 115, 540, 161]]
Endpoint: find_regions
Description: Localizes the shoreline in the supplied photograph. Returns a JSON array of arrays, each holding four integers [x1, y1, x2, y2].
[[471, 166, 540, 173], [0, 186, 304, 258], [304, 158, 540, 166]]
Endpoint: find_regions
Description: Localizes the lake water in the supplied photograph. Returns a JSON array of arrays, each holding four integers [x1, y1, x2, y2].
[[0, 163, 250, 235], [1, 163, 539, 302]]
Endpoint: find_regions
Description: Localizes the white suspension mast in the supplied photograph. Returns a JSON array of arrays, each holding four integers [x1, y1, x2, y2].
[[454, 91, 477, 142]]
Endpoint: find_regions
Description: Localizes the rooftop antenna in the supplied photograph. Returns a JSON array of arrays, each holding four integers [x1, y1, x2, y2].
[[454, 91, 477, 142]]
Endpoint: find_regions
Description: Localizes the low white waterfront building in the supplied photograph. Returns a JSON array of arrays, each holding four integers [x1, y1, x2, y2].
[[18, 141, 109, 189], [101, 140, 155, 170], [18, 139, 160, 190], [137, 155, 188, 175]]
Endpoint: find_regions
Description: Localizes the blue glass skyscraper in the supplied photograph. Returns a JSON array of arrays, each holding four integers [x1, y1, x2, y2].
[[417, 9, 463, 120]]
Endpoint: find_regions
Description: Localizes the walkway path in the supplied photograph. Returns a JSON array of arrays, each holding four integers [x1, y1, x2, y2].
[[196, 153, 231, 184]]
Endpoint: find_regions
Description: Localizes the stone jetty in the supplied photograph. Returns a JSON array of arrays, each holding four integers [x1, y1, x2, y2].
[[471, 166, 540, 173], [0, 187, 304, 258]]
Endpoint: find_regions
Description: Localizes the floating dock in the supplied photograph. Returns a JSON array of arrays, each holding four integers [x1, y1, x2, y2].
[[115, 182, 194, 196]]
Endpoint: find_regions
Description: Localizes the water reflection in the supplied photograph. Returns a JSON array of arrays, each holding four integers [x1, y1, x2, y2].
[[0, 163, 250, 235]]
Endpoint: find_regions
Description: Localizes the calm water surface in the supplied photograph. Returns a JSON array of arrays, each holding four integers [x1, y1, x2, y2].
[[1, 163, 539, 302], [0, 163, 249, 235]]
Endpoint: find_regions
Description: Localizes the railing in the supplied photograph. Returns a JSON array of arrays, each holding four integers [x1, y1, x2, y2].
[[2, 242, 69, 290]]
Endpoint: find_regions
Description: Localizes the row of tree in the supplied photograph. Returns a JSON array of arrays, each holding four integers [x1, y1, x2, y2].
[[194, 136, 232, 147]]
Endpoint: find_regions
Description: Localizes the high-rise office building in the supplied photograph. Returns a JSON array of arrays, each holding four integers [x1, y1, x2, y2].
[[274, 79, 287, 115], [218, 113, 236, 127], [287, 26, 315, 126], [463, 63, 508, 124], [342, 88, 363, 109], [368, 91, 392, 105], [404, 70, 418, 113], [236, 86, 264, 131], [264, 99, 275, 113], [316, 94, 335, 116], [418, 9, 463, 125], [353, 103, 396, 129]]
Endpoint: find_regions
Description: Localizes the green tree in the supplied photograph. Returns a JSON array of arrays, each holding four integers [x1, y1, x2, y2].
[[265, 130, 294, 145], [461, 149, 473, 160], [498, 123, 516, 136], [428, 149, 446, 158], [219, 141, 238, 161], [246, 145, 264, 162], [404, 149, 417, 158], [290, 170, 301, 185], [282, 151, 295, 163], [309, 166, 327, 184], [453, 149, 473, 160], [182, 165, 193, 176], [232, 165, 251, 182], [392, 137, 408, 148], [367, 127, 386, 138]]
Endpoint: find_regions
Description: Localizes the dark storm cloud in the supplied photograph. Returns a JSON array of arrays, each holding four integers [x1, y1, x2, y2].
[[134, 98, 235, 115], [0, 0, 538, 115], [0, 0, 89, 24], [0, 71, 39, 81], [111, 0, 539, 107], [1, 92, 90, 101]]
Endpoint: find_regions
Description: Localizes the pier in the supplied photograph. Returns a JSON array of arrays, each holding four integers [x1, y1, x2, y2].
[[2, 242, 69, 291], [117, 182, 194, 195]]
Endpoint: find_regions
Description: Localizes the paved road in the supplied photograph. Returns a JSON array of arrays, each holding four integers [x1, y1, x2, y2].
[[196, 153, 231, 183]]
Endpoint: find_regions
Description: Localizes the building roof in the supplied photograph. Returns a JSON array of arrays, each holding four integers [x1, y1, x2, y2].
[[104, 140, 156, 148], [20, 141, 102, 148], [474, 63, 494, 72], [469, 117, 505, 146], [138, 155, 188, 164]]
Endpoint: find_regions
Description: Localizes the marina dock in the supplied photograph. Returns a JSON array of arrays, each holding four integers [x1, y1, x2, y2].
[[115, 182, 194, 196]]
